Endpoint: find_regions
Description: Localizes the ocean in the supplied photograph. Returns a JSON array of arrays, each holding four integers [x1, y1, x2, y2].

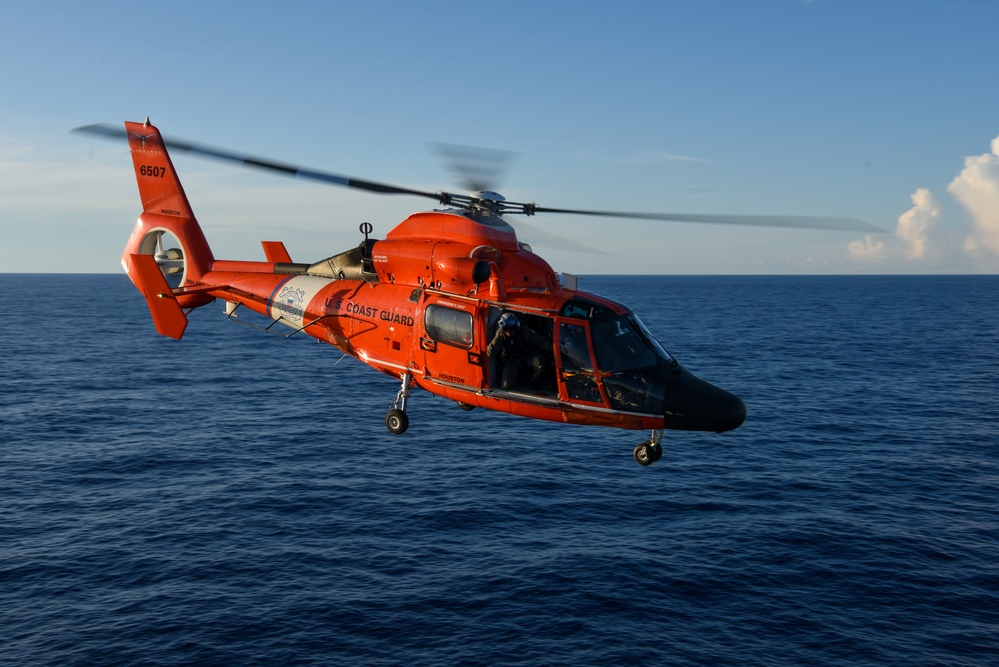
[[1, 274, 997, 666]]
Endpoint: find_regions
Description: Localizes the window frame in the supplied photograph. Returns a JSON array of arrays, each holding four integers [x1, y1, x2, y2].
[[424, 304, 475, 350]]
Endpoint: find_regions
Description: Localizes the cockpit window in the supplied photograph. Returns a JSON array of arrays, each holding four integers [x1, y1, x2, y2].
[[559, 322, 593, 371], [559, 298, 615, 321], [592, 317, 656, 372], [631, 315, 674, 364]]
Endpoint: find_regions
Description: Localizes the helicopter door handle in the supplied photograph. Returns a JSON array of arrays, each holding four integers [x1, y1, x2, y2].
[[420, 337, 437, 352]]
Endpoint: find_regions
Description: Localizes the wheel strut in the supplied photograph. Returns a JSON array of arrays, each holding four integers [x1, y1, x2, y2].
[[385, 372, 412, 435]]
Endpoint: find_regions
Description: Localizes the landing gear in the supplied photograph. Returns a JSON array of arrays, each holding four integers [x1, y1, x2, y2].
[[385, 373, 412, 435], [633, 429, 664, 466], [386, 408, 409, 435]]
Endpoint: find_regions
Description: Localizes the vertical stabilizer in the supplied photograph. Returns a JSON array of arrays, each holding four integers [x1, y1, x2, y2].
[[121, 119, 215, 291], [126, 119, 196, 219]]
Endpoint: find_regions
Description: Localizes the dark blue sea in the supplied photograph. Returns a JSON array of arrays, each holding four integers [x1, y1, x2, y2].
[[2, 274, 997, 666]]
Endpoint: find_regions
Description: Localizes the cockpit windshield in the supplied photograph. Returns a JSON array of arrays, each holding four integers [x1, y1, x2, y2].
[[592, 315, 672, 372], [631, 315, 674, 364]]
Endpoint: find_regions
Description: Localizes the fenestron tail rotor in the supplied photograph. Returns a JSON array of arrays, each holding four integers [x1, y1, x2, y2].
[[73, 122, 885, 234], [139, 229, 185, 287]]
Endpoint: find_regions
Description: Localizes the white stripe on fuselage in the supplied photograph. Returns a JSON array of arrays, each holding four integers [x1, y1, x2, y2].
[[269, 276, 332, 329]]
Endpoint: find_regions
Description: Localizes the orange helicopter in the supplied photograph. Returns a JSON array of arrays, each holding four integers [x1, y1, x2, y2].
[[75, 119, 880, 465]]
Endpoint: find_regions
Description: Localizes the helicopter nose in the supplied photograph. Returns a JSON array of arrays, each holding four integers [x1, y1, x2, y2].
[[662, 368, 746, 433]]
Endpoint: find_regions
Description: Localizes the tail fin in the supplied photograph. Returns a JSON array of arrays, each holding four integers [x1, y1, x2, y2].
[[128, 253, 189, 339], [120, 119, 215, 295]]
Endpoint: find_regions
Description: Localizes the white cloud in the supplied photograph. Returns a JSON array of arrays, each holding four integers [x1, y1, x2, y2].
[[847, 234, 886, 262], [947, 135, 999, 257], [896, 187, 942, 260], [848, 188, 941, 263]]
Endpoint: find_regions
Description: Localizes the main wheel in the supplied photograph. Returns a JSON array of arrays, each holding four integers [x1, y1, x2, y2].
[[650, 442, 663, 463], [457, 402, 476, 411], [385, 408, 409, 435], [633, 442, 655, 466]]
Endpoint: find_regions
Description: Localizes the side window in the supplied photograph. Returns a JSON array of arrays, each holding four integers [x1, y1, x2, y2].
[[425, 304, 473, 349], [559, 322, 593, 371], [559, 322, 602, 403]]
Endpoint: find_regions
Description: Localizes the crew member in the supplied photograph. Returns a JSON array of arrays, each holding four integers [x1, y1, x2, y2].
[[487, 312, 547, 391]]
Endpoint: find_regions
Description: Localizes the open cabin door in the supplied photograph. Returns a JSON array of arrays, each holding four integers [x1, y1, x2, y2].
[[482, 307, 559, 394]]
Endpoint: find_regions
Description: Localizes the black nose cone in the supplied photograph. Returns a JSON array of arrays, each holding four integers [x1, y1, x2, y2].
[[663, 368, 746, 433]]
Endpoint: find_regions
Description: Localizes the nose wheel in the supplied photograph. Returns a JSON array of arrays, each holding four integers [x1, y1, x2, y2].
[[385, 373, 412, 435], [633, 429, 664, 466]]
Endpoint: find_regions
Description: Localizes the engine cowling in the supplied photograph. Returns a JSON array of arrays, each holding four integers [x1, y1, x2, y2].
[[434, 255, 491, 288]]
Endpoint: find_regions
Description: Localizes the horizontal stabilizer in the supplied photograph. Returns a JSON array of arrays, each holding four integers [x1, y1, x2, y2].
[[261, 241, 293, 263], [129, 253, 188, 339]]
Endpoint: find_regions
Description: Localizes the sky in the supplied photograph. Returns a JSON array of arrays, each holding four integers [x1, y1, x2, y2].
[[2, 0, 998, 275]]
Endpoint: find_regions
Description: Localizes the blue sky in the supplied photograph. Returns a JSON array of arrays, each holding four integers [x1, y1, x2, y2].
[[2, 0, 998, 274]]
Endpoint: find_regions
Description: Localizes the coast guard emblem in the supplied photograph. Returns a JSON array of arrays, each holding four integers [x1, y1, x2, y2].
[[276, 285, 306, 321]]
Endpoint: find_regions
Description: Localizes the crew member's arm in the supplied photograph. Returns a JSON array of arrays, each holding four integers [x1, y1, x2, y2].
[[486, 328, 504, 357]]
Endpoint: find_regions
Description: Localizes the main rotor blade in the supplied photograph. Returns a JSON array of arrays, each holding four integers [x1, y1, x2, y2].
[[72, 123, 442, 201], [514, 219, 613, 256], [74, 123, 883, 233], [528, 205, 886, 233]]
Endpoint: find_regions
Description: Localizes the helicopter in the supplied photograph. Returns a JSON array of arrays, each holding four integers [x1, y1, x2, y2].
[[74, 119, 882, 466]]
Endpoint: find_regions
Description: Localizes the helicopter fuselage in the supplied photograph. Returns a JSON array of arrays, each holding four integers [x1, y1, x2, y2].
[[151, 209, 745, 435], [115, 119, 745, 466]]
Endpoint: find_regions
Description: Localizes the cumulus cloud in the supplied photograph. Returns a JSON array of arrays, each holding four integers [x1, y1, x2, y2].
[[848, 188, 941, 263], [947, 135, 999, 257], [896, 188, 942, 260], [847, 234, 886, 262], [848, 135, 999, 267]]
